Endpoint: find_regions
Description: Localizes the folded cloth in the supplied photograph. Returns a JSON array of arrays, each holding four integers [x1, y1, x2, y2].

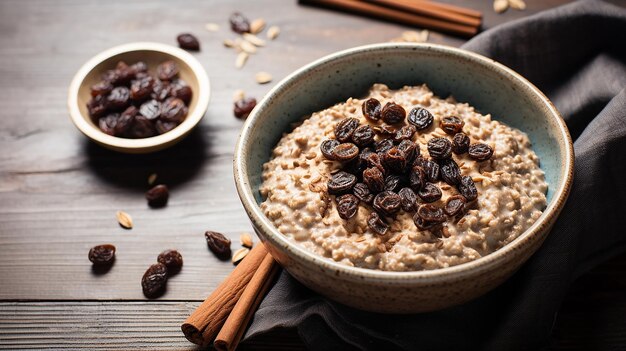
[[244, 1, 626, 349]]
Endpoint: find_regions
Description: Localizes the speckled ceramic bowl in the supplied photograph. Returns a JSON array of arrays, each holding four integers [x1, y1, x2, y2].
[[234, 43, 574, 313]]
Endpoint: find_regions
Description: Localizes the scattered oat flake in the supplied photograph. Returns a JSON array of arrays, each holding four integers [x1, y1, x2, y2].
[[205, 23, 220, 32], [235, 52, 249, 69], [255, 71, 272, 84], [232, 247, 250, 264], [493, 0, 508, 13], [148, 173, 157, 185], [240, 233, 253, 248], [233, 89, 245, 102], [266, 25, 280, 40], [250, 18, 266, 34], [243, 33, 266, 47], [508, 0, 526, 10], [223, 39, 236, 48], [116, 211, 133, 229]]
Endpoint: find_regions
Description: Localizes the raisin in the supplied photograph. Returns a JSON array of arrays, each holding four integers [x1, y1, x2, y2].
[[91, 81, 113, 97], [157, 60, 179, 81], [327, 171, 357, 195], [151, 80, 171, 101], [398, 187, 418, 212], [468, 143, 494, 161], [353, 183, 374, 204], [130, 76, 154, 101], [408, 107, 434, 130], [155, 120, 179, 134], [427, 137, 452, 160], [130, 61, 148, 74], [382, 147, 406, 173], [101, 69, 119, 84], [332, 143, 359, 162], [128, 116, 156, 138], [334, 118, 360, 142], [106, 86, 131, 111], [98, 114, 119, 135], [422, 158, 440, 182], [373, 191, 402, 216], [440, 116, 464, 135], [418, 182, 442, 203], [230, 12, 250, 33], [114, 61, 135, 85], [363, 167, 385, 193], [88, 244, 116, 265], [363, 152, 385, 174], [157, 249, 183, 272], [161, 97, 187, 123], [336, 194, 359, 220], [373, 124, 396, 137], [409, 165, 425, 192], [142, 263, 168, 298], [397, 139, 419, 163], [362, 98, 382, 121], [417, 204, 446, 223], [439, 158, 462, 185], [381, 102, 406, 124], [139, 99, 161, 120], [170, 79, 193, 104], [452, 133, 470, 154], [87, 95, 107, 119], [384, 174, 402, 192], [393, 125, 416, 142], [458, 176, 478, 201], [413, 214, 438, 231], [374, 138, 394, 154], [114, 106, 137, 136], [145, 184, 169, 207], [205, 231, 232, 259], [320, 139, 340, 160], [352, 125, 375, 147], [234, 97, 257, 119], [177, 33, 200, 51], [445, 195, 466, 216], [367, 212, 388, 235]]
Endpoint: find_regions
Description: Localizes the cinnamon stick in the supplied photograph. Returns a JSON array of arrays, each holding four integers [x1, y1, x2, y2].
[[366, 0, 482, 27], [181, 244, 268, 347], [300, 0, 478, 38], [416, 0, 482, 19], [214, 254, 279, 351]]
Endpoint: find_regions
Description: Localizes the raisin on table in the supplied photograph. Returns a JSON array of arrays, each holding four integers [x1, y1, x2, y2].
[[234, 97, 257, 119], [141, 263, 168, 298], [177, 33, 200, 51], [145, 184, 169, 207], [230, 12, 251, 33], [157, 249, 183, 272], [88, 244, 116, 265], [205, 231, 232, 260]]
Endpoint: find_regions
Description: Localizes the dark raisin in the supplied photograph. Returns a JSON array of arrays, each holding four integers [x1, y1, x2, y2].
[[468, 143, 494, 161], [88, 244, 116, 265], [334, 118, 360, 142], [418, 182, 442, 203], [374, 138, 394, 154], [409, 165, 425, 192], [139, 99, 161, 120], [427, 137, 452, 160], [177, 33, 200, 51], [151, 80, 171, 101], [373, 191, 402, 216], [393, 125, 416, 142], [457, 176, 478, 201], [362, 98, 382, 121], [205, 231, 232, 259], [130, 61, 148, 74], [114, 106, 137, 136], [439, 158, 462, 185], [106, 86, 130, 111], [145, 184, 169, 208], [161, 98, 188, 123], [327, 171, 357, 195], [381, 102, 406, 124], [114, 61, 135, 85], [91, 81, 113, 97], [417, 204, 446, 223], [130, 76, 154, 101], [445, 195, 466, 216], [320, 139, 340, 160], [408, 107, 434, 130], [128, 116, 156, 138], [413, 214, 438, 231], [332, 143, 359, 162], [142, 263, 168, 298], [157, 249, 183, 272], [157, 60, 179, 81], [170, 79, 193, 104], [230, 12, 250, 33], [353, 183, 374, 204], [87, 95, 107, 119], [440, 116, 464, 135], [352, 125, 375, 147], [363, 167, 385, 193], [452, 133, 470, 154], [234, 97, 257, 119], [398, 187, 418, 212], [101, 69, 119, 84], [367, 212, 388, 235], [382, 147, 406, 173], [98, 114, 119, 135], [397, 139, 419, 164], [373, 124, 396, 137], [344, 157, 367, 178], [384, 174, 402, 192], [363, 152, 385, 174], [336, 194, 359, 220], [155, 120, 179, 134], [422, 158, 440, 182]]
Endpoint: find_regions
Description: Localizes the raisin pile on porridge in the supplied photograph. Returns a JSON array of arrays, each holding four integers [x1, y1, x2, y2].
[[260, 84, 548, 271]]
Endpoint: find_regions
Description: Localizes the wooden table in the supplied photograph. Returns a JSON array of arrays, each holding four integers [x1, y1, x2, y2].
[[1, 0, 625, 349]]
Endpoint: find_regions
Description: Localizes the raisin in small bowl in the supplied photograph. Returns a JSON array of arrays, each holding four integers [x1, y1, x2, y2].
[[68, 42, 210, 153]]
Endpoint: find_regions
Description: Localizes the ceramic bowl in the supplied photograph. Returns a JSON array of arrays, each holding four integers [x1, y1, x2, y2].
[[234, 43, 574, 313], [68, 42, 210, 154]]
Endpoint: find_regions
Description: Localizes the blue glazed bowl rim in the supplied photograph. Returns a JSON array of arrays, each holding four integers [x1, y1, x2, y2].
[[234, 43, 574, 284]]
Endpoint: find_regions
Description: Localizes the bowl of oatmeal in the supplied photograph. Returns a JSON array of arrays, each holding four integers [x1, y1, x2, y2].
[[234, 43, 573, 313]]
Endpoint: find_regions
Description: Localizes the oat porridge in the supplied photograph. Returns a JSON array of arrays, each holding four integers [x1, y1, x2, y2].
[[259, 84, 548, 271]]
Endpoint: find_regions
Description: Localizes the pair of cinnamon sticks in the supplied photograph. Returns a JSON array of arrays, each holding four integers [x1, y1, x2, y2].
[[301, 0, 482, 37], [182, 244, 278, 350]]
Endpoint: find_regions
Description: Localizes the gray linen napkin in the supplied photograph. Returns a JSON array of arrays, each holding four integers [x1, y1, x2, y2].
[[244, 1, 626, 349]]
